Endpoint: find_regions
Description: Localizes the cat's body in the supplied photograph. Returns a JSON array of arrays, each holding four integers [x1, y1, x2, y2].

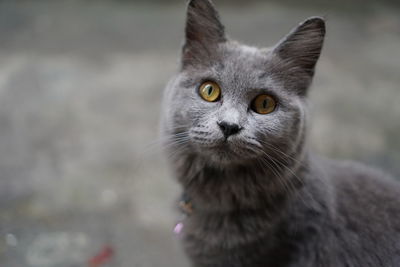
[[177, 155, 400, 267], [161, 0, 400, 266]]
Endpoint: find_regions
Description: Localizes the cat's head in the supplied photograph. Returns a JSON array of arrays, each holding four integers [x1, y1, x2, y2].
[[162, 0, 325, 167]]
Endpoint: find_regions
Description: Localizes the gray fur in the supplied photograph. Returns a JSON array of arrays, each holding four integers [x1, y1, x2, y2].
[[160, 0, 400, 266]]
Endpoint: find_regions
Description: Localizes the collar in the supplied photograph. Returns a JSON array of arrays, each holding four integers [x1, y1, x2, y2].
[[174, 193, 193, 235], [179, 193, 193, 216]]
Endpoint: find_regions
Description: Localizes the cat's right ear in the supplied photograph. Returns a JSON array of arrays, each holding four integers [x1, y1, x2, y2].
[[270, 17, 325, 95], [181, 0, 226, 69]]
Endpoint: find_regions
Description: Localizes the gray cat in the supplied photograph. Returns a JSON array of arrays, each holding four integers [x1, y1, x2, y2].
[[160, 0, 400, 266]]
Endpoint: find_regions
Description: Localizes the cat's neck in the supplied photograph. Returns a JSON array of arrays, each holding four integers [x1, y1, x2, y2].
[[175, 152, 309, 214]]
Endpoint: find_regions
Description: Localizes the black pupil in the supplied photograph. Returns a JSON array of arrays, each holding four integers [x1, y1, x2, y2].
[[262, 99, 268, 109], [207, 85, 213, 96]]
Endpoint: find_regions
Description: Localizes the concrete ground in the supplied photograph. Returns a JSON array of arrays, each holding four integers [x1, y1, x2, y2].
[[0, 0, 399, 266]]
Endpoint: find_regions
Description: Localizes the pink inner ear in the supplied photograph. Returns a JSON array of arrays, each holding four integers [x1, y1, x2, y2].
[[174, 222, 184, 235]]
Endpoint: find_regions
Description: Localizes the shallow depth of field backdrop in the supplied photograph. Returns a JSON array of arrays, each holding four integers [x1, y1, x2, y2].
[[1, 0, 399, 266]]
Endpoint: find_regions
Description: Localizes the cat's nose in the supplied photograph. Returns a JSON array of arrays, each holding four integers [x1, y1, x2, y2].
[[217, 121, 242, 138]]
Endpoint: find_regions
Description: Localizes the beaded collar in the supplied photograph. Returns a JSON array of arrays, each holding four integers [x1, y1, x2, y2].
[[174, 193, 193, 235]]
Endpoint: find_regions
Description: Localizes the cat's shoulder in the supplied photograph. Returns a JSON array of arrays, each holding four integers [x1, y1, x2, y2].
[[320, 156, 400, 214], [327, 158, 398, 189]]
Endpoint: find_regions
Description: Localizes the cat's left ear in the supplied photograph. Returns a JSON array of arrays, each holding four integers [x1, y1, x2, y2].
[[181, 0, 227, 69], [271, 17, 325, 93]]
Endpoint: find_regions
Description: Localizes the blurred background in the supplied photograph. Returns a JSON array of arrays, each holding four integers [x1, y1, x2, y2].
[[0, 0, 399, 266]]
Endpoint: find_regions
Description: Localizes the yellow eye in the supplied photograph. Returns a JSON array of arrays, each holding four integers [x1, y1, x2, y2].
[[199, 81, 221, 102], [252, 94, 276, 114]]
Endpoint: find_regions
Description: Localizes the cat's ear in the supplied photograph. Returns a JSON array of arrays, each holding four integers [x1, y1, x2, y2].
[[271, 17, 325, 94], [181, 0, 226, 69]]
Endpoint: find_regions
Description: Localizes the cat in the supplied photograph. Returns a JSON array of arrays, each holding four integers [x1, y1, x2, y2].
[[160, 0, 400, 266]]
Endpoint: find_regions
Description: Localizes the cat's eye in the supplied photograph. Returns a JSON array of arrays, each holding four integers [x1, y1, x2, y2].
[[199, 81, 221, 102], [251, 94, 276, 114]]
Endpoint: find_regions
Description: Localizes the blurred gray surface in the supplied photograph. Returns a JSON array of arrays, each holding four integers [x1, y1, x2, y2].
[[0, 0, 399, 266]]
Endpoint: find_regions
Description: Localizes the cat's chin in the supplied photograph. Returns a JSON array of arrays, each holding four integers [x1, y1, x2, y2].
[[205, 151, 240, 166], [197, 143, 256, 166]]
